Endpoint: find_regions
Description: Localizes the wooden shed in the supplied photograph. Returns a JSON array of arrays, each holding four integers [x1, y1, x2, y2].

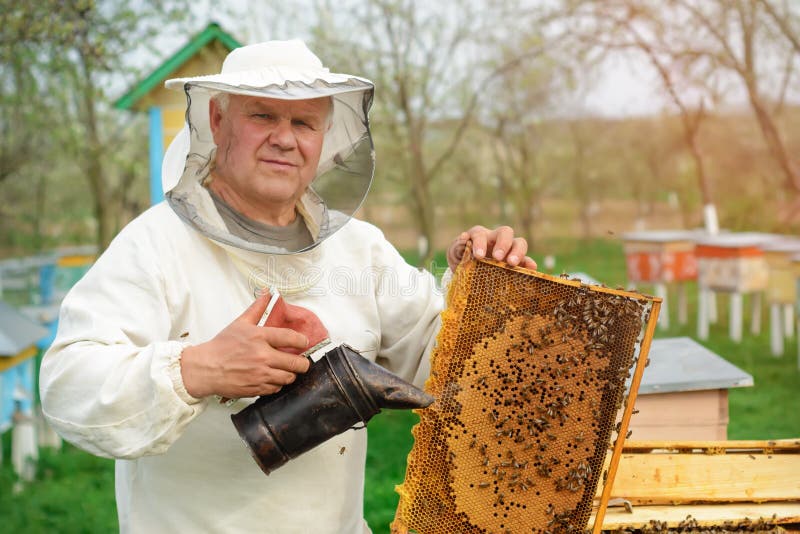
[[114, 22, 241, 206]]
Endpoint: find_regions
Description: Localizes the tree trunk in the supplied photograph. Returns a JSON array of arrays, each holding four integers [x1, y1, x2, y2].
[[747, 89, 800, 193], [33, 173, 46, 253], [77, 41, 112, 252], [407, 127, 435, 265]]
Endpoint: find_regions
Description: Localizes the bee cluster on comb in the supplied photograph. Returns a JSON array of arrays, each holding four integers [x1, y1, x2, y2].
[[392, 252, 661, 534]]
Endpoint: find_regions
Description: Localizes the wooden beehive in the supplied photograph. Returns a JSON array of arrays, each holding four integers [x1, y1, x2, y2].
[[763, 240, 800, 305], [594, 439, 800, 532], [695, 234, 775, 293], [622, 231, 698, 284], [392, 252, 661, 533]]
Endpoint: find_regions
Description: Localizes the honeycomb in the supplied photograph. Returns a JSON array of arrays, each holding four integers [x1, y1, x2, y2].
[[392, 253, 661, 534]]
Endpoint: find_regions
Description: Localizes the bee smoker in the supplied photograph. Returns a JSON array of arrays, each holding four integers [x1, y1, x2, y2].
[[231, 344, 434, 475]]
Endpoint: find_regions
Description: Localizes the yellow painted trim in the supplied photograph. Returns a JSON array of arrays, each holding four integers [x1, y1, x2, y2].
[[57, 255, 95, 267], [0, 345, 38, 373]]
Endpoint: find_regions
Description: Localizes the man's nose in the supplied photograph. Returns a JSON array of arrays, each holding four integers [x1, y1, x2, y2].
[[267, 119, 297, 150]]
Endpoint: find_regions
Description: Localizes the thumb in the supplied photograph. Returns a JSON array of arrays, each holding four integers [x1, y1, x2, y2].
[[239, 290, 273, 325]]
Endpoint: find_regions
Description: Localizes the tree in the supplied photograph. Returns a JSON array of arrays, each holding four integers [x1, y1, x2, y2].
[[560, 0, 721, 232], [0, 0, 192, 252], [301, 0, 550, 263], [671, 0, 800, 194]]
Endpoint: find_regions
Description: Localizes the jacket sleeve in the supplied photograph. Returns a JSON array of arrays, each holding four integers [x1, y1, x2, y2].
[[39, 225, 207, 459], [369, 232, 448, 389]]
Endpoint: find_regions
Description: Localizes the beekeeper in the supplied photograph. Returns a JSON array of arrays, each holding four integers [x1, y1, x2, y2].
[[40, 40, 536, 533]]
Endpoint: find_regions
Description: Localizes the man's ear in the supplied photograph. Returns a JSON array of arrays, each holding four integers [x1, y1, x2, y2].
[[209, 98, 223, 145]]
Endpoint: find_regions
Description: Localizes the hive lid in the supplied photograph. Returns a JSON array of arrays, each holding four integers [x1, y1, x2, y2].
[[621, 229, 705, 243], [0, 301, 49, 356], [637, 337, 753, 394], [695, 232, 783, 248]]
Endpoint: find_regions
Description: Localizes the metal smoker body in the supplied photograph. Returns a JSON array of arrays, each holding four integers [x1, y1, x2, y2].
[[231, 344, 434, 475]]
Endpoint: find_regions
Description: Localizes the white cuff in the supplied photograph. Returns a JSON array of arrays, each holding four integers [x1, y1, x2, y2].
[[167, 341, 205, 405]]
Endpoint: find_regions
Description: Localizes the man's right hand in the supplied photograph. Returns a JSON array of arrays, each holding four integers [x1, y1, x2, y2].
[[180, 292, 311, 399]]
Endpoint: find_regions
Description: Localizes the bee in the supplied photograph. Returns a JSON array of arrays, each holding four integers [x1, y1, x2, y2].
[[623, 500, 633, 513], [478, 482, 490, 489], [338, 446, 346, 455]]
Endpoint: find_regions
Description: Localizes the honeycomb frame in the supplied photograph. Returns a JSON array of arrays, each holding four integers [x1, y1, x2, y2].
[[392, 252, 661, 534]]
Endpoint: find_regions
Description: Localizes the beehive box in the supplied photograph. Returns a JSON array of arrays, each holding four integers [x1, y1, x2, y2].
[[622, 231, 698, 284], [629, 337, 753, 441], [763, 240, 800, 305], [596, 439, 800, 532], [392, 252, 661, 533], [695, 234, 775, 293]]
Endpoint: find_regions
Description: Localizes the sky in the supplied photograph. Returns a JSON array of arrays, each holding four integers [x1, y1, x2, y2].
[[127, 1, 797, 120]]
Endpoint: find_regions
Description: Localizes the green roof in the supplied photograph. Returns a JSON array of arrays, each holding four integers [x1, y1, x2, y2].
[[114, 22, 241, 110]]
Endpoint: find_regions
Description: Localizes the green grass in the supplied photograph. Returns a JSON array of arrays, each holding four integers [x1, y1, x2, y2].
[[0, 437, 117, 533], [3, 238, 799, 533]]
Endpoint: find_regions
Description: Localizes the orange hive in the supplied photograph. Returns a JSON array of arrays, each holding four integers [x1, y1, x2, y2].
[[392, 253, 661, 534]]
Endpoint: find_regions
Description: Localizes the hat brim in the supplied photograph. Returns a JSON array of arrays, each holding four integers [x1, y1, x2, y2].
[[165, 67, 373, 100]]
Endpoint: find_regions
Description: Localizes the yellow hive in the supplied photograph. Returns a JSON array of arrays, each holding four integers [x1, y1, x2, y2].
[[393, 253, 661, 534]]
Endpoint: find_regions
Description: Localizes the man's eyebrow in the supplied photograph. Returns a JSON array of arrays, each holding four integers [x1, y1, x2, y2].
[[244, 100, 276, 113]]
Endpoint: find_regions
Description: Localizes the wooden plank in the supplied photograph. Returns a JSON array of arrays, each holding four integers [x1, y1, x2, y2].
[[607, 452, 800, 504], [630, 390, 729, 441], [593, 501, 800, 529], [0, 346, 37, 373], [623, 439, 800, 452]]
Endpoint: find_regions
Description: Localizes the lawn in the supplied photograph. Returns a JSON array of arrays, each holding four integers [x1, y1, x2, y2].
[[2, 238, 798, 533]]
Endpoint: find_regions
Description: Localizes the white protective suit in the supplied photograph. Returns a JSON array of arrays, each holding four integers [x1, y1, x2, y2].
[[40, 41, 444, 533]]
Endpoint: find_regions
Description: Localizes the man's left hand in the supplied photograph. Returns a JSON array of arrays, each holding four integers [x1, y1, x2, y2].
[[446, 225, 538, 272]]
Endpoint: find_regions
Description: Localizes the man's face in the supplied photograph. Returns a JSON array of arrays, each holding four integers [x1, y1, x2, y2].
[[209, 94, 330, 215]]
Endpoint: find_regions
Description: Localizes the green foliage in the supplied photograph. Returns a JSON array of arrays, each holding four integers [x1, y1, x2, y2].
[[0, 0, 195, 255]]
